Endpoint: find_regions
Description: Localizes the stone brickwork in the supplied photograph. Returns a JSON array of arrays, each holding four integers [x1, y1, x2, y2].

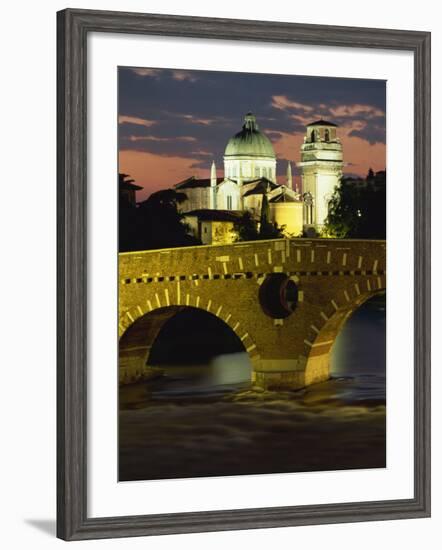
[[119, 238, 386, 389]]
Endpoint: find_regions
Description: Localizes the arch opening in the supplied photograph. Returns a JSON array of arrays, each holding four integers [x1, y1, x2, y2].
[[119, 306, 252, 390], [330, 292, 386, 379], [304, 290, 386, 386]]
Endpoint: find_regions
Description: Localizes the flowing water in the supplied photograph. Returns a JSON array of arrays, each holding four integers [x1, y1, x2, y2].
[[119, 294, 386, 481]]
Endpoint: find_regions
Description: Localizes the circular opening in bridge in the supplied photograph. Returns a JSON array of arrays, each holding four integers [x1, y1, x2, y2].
[[147, 307, 252, 392], [259, 273, 299, 319]]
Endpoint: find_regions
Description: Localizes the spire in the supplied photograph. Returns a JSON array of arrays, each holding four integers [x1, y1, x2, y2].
[[209, 160, 217, 209], [286, 161, 293, 189], [210, 160, 217, 187]]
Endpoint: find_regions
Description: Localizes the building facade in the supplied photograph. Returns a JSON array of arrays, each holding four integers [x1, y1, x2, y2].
[[173, 113, 343, 241]]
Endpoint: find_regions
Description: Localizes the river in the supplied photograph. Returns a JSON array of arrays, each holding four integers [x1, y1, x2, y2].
[[119, 293, 386, 481]]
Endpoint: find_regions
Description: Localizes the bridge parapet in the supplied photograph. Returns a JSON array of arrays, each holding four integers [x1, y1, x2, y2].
[[120, 238, 385, 284]]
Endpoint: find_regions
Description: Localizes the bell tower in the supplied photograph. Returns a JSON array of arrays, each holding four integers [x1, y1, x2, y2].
[[298, 120, 343, 232]]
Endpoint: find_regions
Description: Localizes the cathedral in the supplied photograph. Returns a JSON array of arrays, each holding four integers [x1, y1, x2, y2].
[[174, 113, 343, 244]]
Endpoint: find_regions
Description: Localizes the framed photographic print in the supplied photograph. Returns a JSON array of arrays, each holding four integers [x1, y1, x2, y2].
[[57, 8, 431, 541]]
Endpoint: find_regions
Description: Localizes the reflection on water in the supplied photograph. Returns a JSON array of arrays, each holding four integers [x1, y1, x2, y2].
[[146, 352, 252, 398], [119, 293, 386, 481]]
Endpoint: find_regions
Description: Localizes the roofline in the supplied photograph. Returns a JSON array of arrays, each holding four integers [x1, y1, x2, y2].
[[306, 120, 338, 127]]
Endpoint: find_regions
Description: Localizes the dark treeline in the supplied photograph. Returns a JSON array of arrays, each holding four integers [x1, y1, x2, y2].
[[119, 174, 200, 252], [325, 169, 386, 239]]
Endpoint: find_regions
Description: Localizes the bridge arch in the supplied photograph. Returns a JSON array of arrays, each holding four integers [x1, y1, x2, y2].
[[303, 274, 386, 385], [118, 238, 386, 390], [119, 297, 260, 384]]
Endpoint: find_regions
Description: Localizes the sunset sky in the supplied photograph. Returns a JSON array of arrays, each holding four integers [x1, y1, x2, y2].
[[118, 67, 386, 201]]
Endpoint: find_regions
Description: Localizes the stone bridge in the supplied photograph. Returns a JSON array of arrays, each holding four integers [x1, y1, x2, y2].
[[119, 238, 386, 390]]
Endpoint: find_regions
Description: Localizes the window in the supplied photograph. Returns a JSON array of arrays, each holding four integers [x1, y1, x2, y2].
[[227, 195, 232, 209], [303, 192, 314, 225], [324, 129, 330, 142]]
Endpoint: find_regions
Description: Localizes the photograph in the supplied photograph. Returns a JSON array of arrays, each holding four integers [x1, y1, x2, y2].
[[117, 66, 387, 482], [0, 0, 434, 545]]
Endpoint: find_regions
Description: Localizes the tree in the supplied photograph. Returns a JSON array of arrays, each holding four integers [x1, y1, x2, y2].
[[324, 170, 386, 239], [119, 184, 201, 252], [233, 198, 285, 243], [258, 193, 286, 239], [233, 210, 260, 242], [119, 173, 140, 251]]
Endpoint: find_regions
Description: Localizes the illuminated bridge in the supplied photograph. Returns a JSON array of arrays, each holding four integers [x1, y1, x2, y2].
[[119, 238, 386, 390]]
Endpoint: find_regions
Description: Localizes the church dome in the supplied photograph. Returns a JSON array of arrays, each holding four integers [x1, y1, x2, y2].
[[224, 113, 276, 159]]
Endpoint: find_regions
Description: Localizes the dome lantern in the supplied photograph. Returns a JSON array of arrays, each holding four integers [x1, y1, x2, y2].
[[243, 112, 258, 131], [224, 112, 275, 159]]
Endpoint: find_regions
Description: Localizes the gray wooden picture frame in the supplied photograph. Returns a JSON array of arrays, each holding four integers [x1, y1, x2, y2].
[[57, 8, 431, 541]]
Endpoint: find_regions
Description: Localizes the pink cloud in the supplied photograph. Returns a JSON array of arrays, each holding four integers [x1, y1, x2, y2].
[[289, 113, 321, 126], [179, 114, 214, 126], [118, 115, 157, 128], [131, 68, 162, 77], [172, 70, 199, 82], [271, 95, 384, 120], [128, 135, 197, 143], [271, 95, 314, 112], [330, 104, 385, 118]]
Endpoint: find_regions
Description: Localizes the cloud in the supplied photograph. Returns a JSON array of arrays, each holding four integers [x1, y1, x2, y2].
[[118, 115, 157, 128], [128, 135, 197, 143], [179, 114, 214, 126], [129, 67, 200, 83], [289, 113, 320, 126], [131, 68, 163, 77], [172, 70, 199, 82], [330, 104, 385, 118], [272, 95, 384, 121], [269, 94, 385, 145], [188, 150, 213, 157], [343, 120, 368, 132], [271, 95, 314, 112]]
